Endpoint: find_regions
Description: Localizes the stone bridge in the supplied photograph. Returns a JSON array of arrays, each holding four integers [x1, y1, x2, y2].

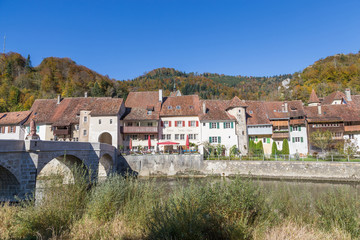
[[0, 139, 119, 201]]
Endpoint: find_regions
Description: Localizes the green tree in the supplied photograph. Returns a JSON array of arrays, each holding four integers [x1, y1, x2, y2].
[[91, 82, 102, 97], [230, 145, 239, 157], [282, 139, 290, 155], [271, 141, 278, 156], [256, 141, 264, 155], [25, 54, 32, 73], [310, 130, 333, 154]]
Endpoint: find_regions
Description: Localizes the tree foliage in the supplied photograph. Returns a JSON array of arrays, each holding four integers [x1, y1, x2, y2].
[[310, 130, 334, 153], [271, 141, 278, 156], [282, 139, 290, 155]]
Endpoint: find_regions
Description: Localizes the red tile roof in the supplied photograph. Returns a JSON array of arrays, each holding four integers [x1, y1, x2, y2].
[[123, 91, 161, 120], [199, 100, 236, 121], [245, 101, 271, 125], [26, 97, 123, 126], [0, 111, 31, 125], [309, 89, 320, 103], [304, 104, 360, 123], [227, 96, 248, 109], [322, 91, 346, 105], [263, 101, 305, 119], [160, 95, 200, 116]]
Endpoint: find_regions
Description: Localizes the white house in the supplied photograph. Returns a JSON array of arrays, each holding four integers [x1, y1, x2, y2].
[[159, 95, 201, 152], [0, 111, 31, 140]]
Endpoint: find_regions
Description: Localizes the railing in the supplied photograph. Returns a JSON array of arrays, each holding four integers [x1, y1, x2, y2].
[[53, 128, 70, 135], [272, 132, 289, 138], [122, 126, 158, 133], [204, 154, 360, 162]]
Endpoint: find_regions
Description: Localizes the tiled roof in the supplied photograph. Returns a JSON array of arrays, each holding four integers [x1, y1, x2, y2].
[[26, 97, 123, 126], [0, 111, 31, 125], [227, 96, 248, 109], [245, 101, 271, 125], [304, 104, 360, 123], [309, 89, 320, 103], [160, 95, 200, 116], [199, 100, 236, 121], [123, 91, 161, 120], [322, 91, 346, 105], [263, 101, 305, 119]]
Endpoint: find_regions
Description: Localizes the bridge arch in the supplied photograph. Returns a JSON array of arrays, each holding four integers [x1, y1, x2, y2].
[[98, 153, 113, 180], [98, 132, 112, 145], [0, 165, 20, 201]]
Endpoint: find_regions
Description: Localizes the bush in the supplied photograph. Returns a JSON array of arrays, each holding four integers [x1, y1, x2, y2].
[[282, 139, 289, 155]]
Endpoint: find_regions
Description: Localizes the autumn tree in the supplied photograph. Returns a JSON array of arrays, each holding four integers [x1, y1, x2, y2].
[[310, 130, 333, 154]]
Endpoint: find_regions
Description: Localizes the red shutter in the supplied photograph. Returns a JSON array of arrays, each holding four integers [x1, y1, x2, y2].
[[183, 121, 185, 127], [13, 126, 16, 133], [196, 121, 199, 127], [175, 121, 177, 127], [169, 121, 172, 127], [188, 121, 191, 127], [8, 126, 10, 133], [161, 121, 164, 127]]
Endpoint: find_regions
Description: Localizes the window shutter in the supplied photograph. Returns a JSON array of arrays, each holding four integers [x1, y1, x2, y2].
[[267, 138, 270, 143], [169, 121, 172, 127], [175, 121, 177, 127], [161, 121, 164, 127], [13, 126, 16, 133], [255, 137, 258, 142], [290, 126, 292, 132], [209, 137, 212, 143], [218, 136, 221, 143], [196, 121, 199, 127], [8, 126, 10, 133], [301, 137, 303, 143], [188, 121, 191, 127], [223, 122, 226, 128], [299, 126, 301, 131], [217, 122, 219, 129], [183, 121, 185, 127], [3, 126, 5, 133], [231, 122, 234, 128], [292, 137, 295, 143], [209, 123, 212, 129]]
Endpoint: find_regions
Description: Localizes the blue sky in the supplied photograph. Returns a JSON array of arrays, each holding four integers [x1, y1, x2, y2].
[[0, 0, 359, 80]]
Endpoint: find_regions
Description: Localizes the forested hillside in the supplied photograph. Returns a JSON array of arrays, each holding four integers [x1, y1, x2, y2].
[[1, 51, 360, 112], [289, 52, 360, 102]]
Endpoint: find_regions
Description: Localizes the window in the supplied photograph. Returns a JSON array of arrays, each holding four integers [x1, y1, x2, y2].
[[84, 116, 87, 123], [163, 121, 169, 127], [242, 131, 245, 135], [249, 110, 253, 114], [127, 122, 133, 126], [161, 134, 166, 140], [175, 134, 179, 140], [110, 119, 113, 124], [147, 110, 152, 115], [176, 121, 183, 127], [75, 124, 79, 130], [194, 134, 198, 140], [189, 121, 196, 127], [263, 138, 266, 143], [144, 135, 150, 140], [210, 122, 217, 129], [209, 136, 221, 143], [150, 135, 155, 140], [166, 134, 171, 140], [292, 137, 304, 143], [131, 135, 138, 140], [167, 106, 172, 109], [9, 126, 15, 133], [238, 110, 241, 113], [349, 134, 355, 139], [189, 134, 194, 140], [147, 122, 153, 126], [99, 119, 101, 124], [224, 122, 231, 129], [176, 105, 181, 109], [74, 137, 79, 142], [203, 123, 205, 126], [293, 126, 298, 131], [83, 130, 87, 136], [180, 134, 185, 140], [189, 106, 194, 109]]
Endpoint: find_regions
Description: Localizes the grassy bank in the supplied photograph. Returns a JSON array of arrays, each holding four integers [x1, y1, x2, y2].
[[0, 174, 358, 239]]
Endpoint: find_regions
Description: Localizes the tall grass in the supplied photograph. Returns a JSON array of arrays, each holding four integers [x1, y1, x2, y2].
[[1, 173, 360, 240]]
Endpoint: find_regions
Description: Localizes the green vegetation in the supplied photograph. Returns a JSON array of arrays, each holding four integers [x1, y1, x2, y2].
[[282, 139, 289, 155], [1, 173, 358, 239]]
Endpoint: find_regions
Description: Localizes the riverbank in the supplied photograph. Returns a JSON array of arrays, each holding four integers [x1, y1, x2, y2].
[[123, 155, 360, 182], [0, 174, 357, 240]]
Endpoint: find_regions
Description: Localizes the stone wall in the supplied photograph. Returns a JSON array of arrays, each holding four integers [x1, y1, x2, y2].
[[120, 154, 203, 176]]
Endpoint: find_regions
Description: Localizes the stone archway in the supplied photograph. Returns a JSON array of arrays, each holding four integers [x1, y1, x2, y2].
[[0, 165, 20, 201], [98, 153, 113, 181], [98, 132, 112, 145]]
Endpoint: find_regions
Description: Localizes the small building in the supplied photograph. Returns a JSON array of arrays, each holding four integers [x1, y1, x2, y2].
[[0, 111, 31, 140]]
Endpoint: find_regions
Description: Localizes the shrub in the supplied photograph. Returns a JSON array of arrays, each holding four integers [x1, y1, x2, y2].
[[282, 139, 289, 155]]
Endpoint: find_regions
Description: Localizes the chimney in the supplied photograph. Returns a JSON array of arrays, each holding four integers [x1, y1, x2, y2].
[[284, 102, 288, 112], [317, 104, 322, 115], [203, 102, 206, 114], [84, 92, 88, 98], [345, 88, 352, 102], [57, 94, 61, 104], [158, 89, 163, 102]]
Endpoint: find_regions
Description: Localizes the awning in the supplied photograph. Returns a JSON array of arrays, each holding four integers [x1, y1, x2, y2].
[[157, 141, 180, 145]]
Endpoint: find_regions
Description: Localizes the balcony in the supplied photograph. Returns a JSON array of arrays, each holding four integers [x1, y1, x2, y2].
[[122, 126, 158, 134], [54, 128, 70, 135], [344, 125, 360, 132], [272, 132, 289, 139]]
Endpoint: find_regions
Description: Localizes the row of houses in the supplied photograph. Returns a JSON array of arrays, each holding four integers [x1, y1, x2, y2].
[[1, 88, 360, 156]]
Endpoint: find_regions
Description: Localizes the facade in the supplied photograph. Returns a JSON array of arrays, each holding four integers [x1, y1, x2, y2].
[[0, 111, 31, 140], [159, 95, 201, 152]]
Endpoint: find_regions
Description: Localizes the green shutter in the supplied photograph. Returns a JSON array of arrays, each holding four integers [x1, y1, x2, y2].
[[301, 137, 303, 143], [218, 136, 221, 143], [299, 126, 301, 131], [255, 137, 258, 142], [217, 122, 219, 129], [231, 122, 234, 128], [292, 137, 295, 143], [267, 138, 270, 143], [290, 126, 293, 132], [223, 122, 226, 128], [209, 137, 212, 143], [209, 123, 211, 129]]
